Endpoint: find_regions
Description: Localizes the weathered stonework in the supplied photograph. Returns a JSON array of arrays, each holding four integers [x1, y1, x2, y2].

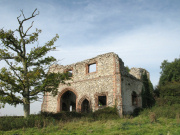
[[129, 68, 150, 80], [41, 52, 149, 116]]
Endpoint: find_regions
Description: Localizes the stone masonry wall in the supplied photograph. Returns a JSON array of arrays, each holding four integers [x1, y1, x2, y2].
[[121, 76, 142, 114], [129, 68, 150, 80], [41, 52, 145, 115], [42, 53, 119, 113]]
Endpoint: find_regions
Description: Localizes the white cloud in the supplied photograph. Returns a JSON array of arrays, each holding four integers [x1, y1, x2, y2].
[[53, 21, 180, 86]]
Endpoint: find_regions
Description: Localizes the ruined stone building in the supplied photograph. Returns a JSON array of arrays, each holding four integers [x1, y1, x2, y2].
[[41, 52, 149, 116]]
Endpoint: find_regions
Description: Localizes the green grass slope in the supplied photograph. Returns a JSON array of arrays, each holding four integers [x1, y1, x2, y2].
[[0, 106, 180, 135]]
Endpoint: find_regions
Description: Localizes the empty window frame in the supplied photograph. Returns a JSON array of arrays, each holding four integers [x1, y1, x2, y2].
[[87, 63, 97, 73], [98, 96, 106, 106], [132, 91, 138, 106], [66, 69, 73, 77]]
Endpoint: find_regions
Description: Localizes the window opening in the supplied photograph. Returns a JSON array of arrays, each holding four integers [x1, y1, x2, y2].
[[88, 63, 96, 73], [98, 96, 106, 106], [67, 70, 73, 77], [132, 91, 138, 106]]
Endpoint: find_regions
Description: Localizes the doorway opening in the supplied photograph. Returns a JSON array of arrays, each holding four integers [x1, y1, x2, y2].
[[81, 99, 90, 113], [61, 91, 76, 112]]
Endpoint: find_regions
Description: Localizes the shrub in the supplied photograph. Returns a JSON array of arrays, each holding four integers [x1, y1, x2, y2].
[[157, 81, 180, 105], [132, 107, 143, 117], [0, 115, 49, 131], [41, 111, 83, 121], [149, 112, 156, 123], [89, 107, 119, 120], [0, 107, 119, 131], [140, 104, 180, 119]]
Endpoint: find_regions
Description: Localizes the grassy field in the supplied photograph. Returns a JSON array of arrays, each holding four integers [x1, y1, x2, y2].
[[1, 117, 179, 135], [0, 106, 180, 135]]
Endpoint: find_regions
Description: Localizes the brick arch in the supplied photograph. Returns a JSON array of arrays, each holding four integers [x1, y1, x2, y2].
[[77, 95, 91, 112], [57, 87, 78, 112]]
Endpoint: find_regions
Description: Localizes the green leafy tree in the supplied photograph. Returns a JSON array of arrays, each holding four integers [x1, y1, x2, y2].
[[159, 58, 180, 86], [0, 9, 68, 118], [157, 81, 180, 105], [156, 57, 180, 105]]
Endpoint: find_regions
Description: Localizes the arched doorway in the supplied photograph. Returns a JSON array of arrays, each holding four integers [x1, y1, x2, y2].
[[81, 99, 90, 113], [61, 91, 76, 112]]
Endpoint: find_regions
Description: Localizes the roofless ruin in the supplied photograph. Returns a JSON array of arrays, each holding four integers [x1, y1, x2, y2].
[[41, 52, 149, 116]]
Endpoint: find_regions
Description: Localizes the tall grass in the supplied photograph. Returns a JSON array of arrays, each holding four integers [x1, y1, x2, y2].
[[0, 115, 50, 131], [1, 105, 180, 132], [0, 107, 118, 131], [140, 104, 180, 119], [87, 107, 119, 120]]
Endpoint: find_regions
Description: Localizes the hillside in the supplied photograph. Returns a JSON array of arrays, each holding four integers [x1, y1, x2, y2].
[[0, 106, 180, 135]]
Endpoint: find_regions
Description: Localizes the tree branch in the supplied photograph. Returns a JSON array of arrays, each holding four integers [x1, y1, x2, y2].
[[20, 8, 39, 25], [0, 30, 22, 55], [7, 38, 22, 54], [4, 59, 25, 88], [17, 8, 39, 39], [24, 21, 34, 36], [17, 14, 21, 24], [0, 56, 14, 60], [20, 9, 26, 19]]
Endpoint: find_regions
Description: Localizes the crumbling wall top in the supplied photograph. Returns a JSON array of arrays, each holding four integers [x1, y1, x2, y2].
[[49, 52, 149, 82], [129, 68, 150, 80], [49, 52, 118, 72]]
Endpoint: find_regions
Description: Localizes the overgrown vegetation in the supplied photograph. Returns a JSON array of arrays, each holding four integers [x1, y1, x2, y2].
[[155, 57, 180, 106], [125, 66, 130, 73], [0, 106, 180, 134], [157, 81, 180, 105], [141, 71, 155, 108], [140, 104, 180, 119], [0, 107, 118, 131], [159, 58, 180, 85]]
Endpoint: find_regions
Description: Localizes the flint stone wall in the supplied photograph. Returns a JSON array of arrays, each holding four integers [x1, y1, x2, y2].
[[41, 52, 147, 115]]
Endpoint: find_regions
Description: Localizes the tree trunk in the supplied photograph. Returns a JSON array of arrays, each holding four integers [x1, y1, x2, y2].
[[23, 100, 30, 118], [22, 38, 30, 118], [23, 92, 30, 118], [22, 56, 30, 118]]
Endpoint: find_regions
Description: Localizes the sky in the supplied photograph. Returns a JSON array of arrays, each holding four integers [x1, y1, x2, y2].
[[0, 0, 180, 116]]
